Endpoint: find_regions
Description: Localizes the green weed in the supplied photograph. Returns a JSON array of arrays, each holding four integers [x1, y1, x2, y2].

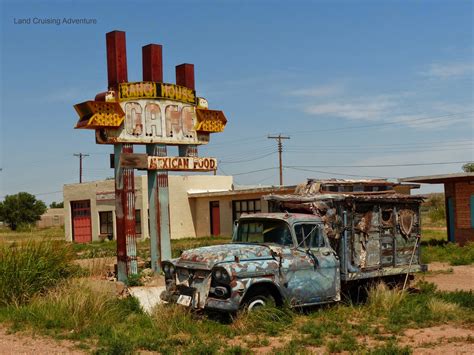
[[0, 240, 78, 306], [368, 341, 412, 355], [421, 241, 474, 265]]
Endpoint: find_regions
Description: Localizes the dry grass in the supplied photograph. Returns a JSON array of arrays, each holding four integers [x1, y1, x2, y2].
[[0, 226, 64, 243], [427, 298, 462, 321], [367, 283, 406, 313]]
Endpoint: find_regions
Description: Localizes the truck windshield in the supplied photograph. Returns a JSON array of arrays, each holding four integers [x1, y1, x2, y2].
[[233, 219, 293, 246]]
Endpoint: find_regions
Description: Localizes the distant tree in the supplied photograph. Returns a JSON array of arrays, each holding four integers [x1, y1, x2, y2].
[[462, 163, 474, 172], [49, 201, 64, 208], [0, 192, 47, 230]]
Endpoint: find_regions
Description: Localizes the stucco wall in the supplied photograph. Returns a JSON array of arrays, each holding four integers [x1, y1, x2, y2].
[[64, 175, 233, 242], [37, 208, 65, 228], [168, 175, 233, 238], [192, 192, 271, 237]]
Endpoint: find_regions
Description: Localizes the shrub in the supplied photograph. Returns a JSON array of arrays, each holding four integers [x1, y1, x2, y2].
[[0, 192, 47, 230], [0, 240, 78, 306], [367, 283, 405, 314]]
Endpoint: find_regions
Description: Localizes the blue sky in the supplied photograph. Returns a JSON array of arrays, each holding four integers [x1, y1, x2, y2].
[[1, 0, 473, 204]]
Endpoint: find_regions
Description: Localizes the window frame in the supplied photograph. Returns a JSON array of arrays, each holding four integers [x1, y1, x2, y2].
[[99, 211, 113, 236], [232, 199, 262, 222], [293, 223, 326, 249]]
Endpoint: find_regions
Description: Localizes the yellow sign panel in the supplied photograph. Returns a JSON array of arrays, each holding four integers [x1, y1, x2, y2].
[[118, 82, 196, 105], [74, 101, 125, 129], [195, 109, 227, 133]]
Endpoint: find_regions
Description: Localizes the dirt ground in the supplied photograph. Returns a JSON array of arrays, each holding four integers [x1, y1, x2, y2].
[[417, 262, 474, 291], [1, 263, 472, 354], [0, 326, 85, 354]]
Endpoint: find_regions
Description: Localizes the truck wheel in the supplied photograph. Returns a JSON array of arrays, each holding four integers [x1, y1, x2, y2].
[[243, 292, 276, 311]]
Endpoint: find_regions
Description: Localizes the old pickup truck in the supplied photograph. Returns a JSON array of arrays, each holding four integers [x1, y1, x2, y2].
[[160, 179, 426, 311]]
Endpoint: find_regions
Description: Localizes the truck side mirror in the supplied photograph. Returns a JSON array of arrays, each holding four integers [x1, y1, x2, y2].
[[232, 220, 238, 236]]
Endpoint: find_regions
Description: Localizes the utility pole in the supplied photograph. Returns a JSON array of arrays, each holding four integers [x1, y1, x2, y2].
[[268, 134, 290, 185], [73, 153, 89, 183]]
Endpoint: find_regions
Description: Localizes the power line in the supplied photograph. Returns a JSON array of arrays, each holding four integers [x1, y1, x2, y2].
[[288, 140, 473, 149], [286, 167, 396, 179], [285, 147, 472, 155], [286, 160, 472, 169], [268, 134, 290, 185], [232, 167, 278, 176], [220, 151, 277, 164], [285, 111, 474, 135]]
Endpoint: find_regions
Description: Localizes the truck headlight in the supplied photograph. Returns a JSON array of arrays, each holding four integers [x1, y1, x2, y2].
[[212, 267, 230, 283], [162, 262, 176, 279]]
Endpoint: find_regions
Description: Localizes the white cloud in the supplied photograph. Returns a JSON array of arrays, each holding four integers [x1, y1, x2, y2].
[[422, 62, 474, 79], [304, 95, 397, 121], [289, 84, 344, 97]]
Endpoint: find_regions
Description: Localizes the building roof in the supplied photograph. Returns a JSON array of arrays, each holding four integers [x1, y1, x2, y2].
[[399, 172, 474, 184], [188, 185, 296, 198]]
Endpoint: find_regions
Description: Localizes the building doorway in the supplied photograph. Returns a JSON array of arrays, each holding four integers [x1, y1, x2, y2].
[[71, 200, 92, 243], [210, 201, 220, 236]]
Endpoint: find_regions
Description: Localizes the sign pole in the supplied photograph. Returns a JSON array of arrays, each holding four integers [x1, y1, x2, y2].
[[114, 143, 138, 281], [158, 161, 172, 262], [147, 144, 168, 272]]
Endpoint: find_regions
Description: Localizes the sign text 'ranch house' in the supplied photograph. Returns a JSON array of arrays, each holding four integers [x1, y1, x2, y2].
[[148, 156, 217, 171], [119, 82, 196, 104]]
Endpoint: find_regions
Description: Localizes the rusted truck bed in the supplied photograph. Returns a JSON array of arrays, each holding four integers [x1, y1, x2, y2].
[[266, 192, 426, 282]]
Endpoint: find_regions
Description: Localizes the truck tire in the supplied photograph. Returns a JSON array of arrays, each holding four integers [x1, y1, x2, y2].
[[243, 292, 276, 311]]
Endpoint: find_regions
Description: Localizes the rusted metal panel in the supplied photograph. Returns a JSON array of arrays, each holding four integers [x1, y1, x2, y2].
[[120, 153, 148, 169], [106, 31, 128, 90], [114, 144, 138, 281], [142, 44, 163, 82]]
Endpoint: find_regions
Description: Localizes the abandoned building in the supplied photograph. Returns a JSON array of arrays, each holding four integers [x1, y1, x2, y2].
[[36, 208, 65, 228], [400, 172, 474, 245], [63, 175, 295, 243]]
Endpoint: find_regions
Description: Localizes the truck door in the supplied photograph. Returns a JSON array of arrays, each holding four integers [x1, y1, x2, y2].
[[286, 223, 340, 305]]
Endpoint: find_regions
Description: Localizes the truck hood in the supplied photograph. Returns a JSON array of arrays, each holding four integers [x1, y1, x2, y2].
[[177, 243, 281, 269]]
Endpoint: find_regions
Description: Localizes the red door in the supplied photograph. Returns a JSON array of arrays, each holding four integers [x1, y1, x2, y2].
[[71, 200, 92, 243], [210, 201, 220, 236]]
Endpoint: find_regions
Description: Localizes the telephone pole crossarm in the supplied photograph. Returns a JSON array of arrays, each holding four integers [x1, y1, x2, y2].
[[73, 153, 90, 183]]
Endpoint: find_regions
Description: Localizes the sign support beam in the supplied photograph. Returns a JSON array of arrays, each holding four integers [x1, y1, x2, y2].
[[114, 143, 138, 281], [147, 144, 171, 272]]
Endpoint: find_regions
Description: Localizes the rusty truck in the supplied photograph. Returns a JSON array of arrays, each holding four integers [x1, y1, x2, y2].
[[160, 179, 426, 311]]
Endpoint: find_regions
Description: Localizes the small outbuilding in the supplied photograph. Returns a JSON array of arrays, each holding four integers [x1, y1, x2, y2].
[[400, 173, 474, 245]]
